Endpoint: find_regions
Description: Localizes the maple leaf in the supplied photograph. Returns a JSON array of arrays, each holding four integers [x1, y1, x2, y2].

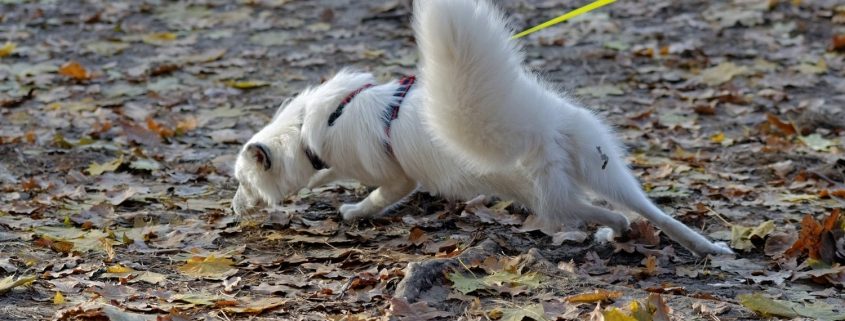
[[786, 209, 841, 260]]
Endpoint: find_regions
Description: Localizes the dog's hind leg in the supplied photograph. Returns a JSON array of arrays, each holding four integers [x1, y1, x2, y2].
[[570, 203, 630, 238], [340, 176, 417, 220], [569, 111, 733, 256]]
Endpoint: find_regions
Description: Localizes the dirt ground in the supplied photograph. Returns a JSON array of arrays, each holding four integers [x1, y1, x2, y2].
[[1, 0, 844, 320]]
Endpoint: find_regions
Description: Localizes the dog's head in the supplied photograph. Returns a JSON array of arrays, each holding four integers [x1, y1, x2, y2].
[[231, 70, 376, 216], [232, 111, 312, 217]]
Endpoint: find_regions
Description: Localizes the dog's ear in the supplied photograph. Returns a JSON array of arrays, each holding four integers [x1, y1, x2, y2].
[[246, 143, 272, 170]]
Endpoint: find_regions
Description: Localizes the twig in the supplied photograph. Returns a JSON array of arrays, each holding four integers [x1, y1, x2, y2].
[[705, 206, 732, 227]]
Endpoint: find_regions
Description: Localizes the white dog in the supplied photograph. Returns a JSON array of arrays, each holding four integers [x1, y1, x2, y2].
[[232, 0, 733, 256]]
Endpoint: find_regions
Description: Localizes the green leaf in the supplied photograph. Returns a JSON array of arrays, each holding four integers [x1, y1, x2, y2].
[[799, 134, 837, 151], [738, 293, 799, 318], [447, 270, 543, 295], [447, 272, 486, 295], [736, 293, 845, 320], [498, 303, 548, 321]]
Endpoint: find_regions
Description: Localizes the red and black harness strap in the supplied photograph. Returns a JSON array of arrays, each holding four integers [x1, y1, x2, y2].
[[382, 75, 416, 154], [320, 75, 416, 163], [327, 83, 374, 127]]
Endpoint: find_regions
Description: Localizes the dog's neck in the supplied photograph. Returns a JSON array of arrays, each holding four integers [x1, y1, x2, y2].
[[303, 145, 327, 170]]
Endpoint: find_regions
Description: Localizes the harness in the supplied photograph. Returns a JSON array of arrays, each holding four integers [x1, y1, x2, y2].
[[304, 75, 416, 169]]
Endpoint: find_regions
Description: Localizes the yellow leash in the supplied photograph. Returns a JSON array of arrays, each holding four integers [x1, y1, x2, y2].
[[512, 0, 617, 39]]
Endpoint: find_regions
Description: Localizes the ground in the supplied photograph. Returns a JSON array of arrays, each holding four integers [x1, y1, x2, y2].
[[1, 0, 845, 320]]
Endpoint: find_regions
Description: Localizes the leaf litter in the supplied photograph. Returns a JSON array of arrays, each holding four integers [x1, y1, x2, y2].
[[1, 0, 845, 320]]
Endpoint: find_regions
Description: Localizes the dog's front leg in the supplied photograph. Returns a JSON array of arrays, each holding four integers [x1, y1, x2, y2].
[[307, 168, 340, 189], [340, 177, 417, 220]]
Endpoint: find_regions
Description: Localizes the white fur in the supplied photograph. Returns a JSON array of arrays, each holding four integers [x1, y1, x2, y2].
[[232, 0, 733, 256]]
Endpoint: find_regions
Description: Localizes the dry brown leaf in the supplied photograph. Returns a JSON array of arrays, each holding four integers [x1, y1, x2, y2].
[[222, 297, 287, 314], [786, 209, 841, 260], [177, 255, 237, 279], [766, 113, 797, 136]]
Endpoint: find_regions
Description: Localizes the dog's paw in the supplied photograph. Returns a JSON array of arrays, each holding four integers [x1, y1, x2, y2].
[[594, 227, 615, 244], [340, 203, 374, 220]]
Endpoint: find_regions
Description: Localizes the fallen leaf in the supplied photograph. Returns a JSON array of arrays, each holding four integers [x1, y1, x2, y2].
[[576, 84, 624, 98], [225, 80, 270, 89], [738, 293, 801, 319], [497, 303, 549, 321], [177, 255, 237, 279], [0, 42, 15, 57], [602, 307, 638, 321], [565, 290, 622, 304], [699, 62, 747, 86], [222, 297, 287, 314], [831, 34, 845, 52], [58, 61, 91, 80], [142, 32, 177, 44], [730, 220, 775, 251], [447, 270, 542, 295], [389, 297, 453, 320], [87, 155, 124, 176], [799, 134, 837, 151], [53, 291, 65, 304], [0, 275, 35, 294]]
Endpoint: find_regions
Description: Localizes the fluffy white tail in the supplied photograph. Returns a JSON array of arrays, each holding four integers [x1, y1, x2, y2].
[[414, 0, 554, 172]]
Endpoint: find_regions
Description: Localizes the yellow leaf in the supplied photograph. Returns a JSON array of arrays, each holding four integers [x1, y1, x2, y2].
[[0, 42, 16, 57], [710, 132, 725, 143], [0, 275, 36, 294], [700, 62, 747, 86], [86, 154, 124, 176], [603, 307, 638, 321], [225, 80, 270, 89], [142, 32, 178, 44], [106, 264, 133, 273], [177, 255, 237, 279], [58, 61, 91, 80], [565, 290, 622, 303], [53, 291, 65, 304], [731, 220, 775, 251]]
